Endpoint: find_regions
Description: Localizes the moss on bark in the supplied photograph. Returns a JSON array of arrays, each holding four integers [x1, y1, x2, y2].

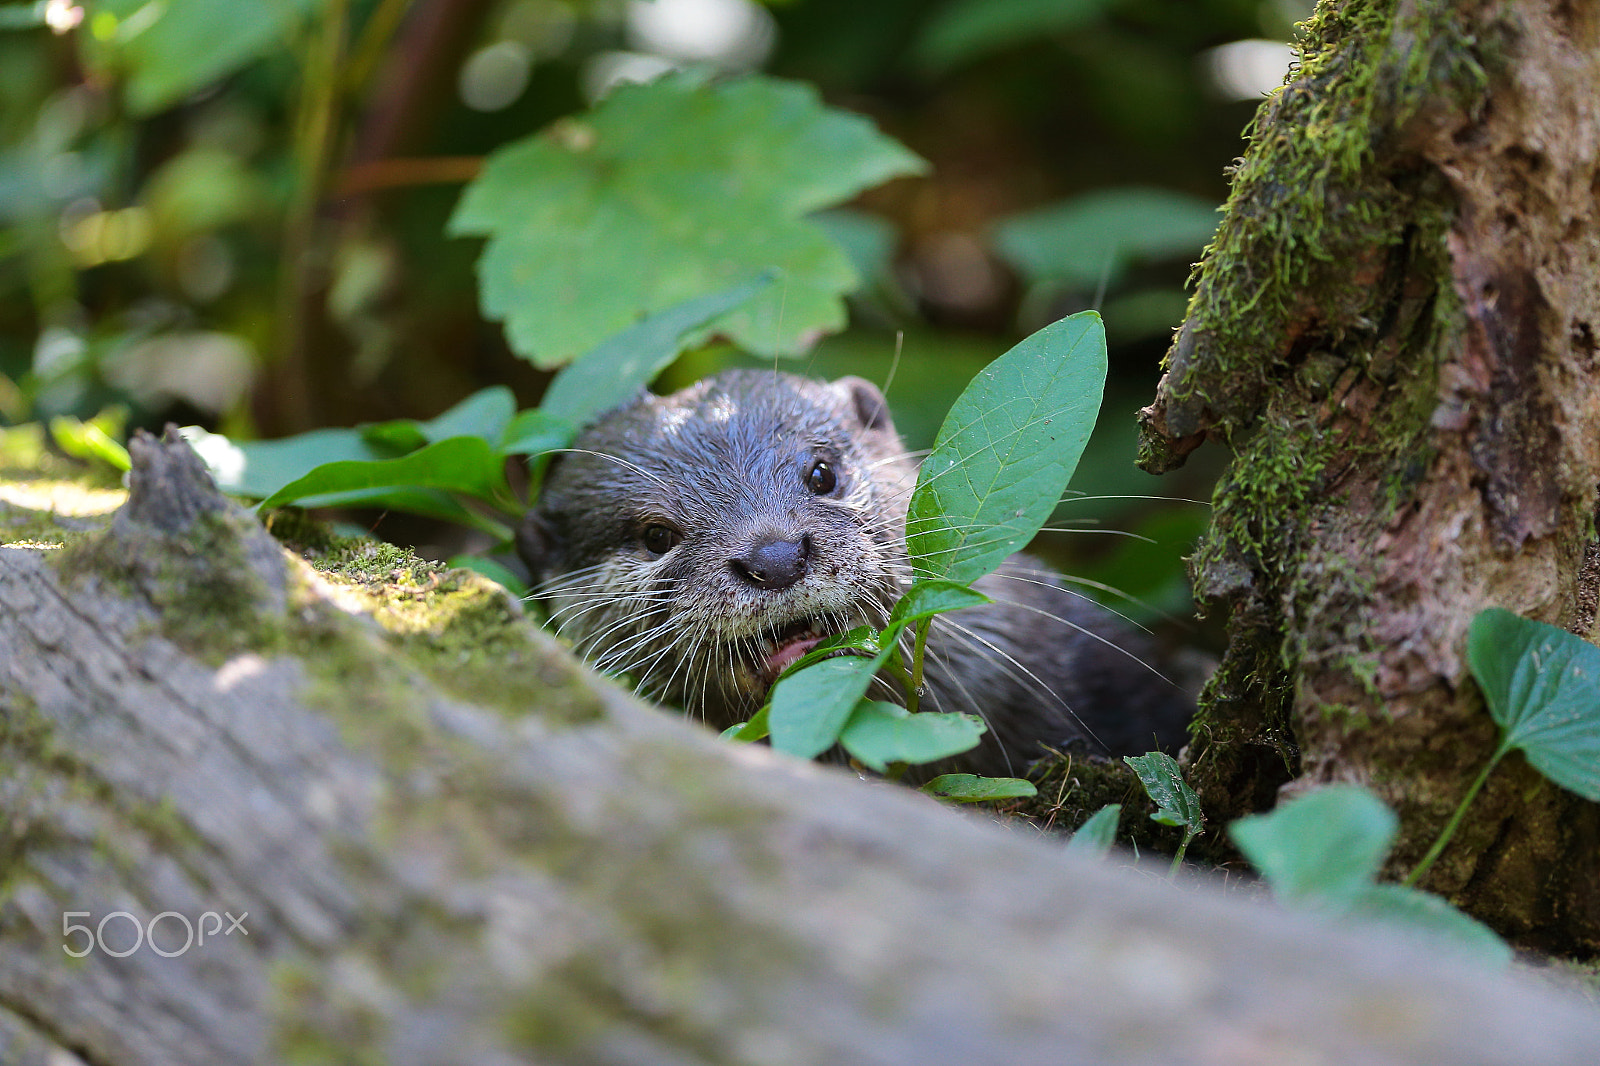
[[1139, 0, 1600, 950]]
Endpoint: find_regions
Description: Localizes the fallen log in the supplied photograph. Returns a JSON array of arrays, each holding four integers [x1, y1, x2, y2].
[[0, 430, 1595, 1065]]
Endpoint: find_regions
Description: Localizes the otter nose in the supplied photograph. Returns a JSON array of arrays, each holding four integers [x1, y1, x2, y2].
[[730, 534, 810, 591]]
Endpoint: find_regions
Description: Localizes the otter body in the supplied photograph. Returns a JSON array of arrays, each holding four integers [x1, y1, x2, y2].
[[519, 370, 1191, 776]]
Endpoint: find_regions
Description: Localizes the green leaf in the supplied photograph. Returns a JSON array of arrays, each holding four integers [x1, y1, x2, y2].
[[1230, 787, 1510, 967], [501, 409, 577, 458], [919, 774, 1037, 803], [541, 273, 777, 428], [257, 436, 511, 512], [86, 0, 319, 116], [1346, 884, 1511, 969], [184, 417, 508, 532], [140, 147, 264, 237], [0, 5, 47, 28], [838, 701, 985, 772], [907, 312, 1107, 584], [300, 487, 504, 530], [1231, 788, 1510, 968], [884, 580, 990, 638], [723, 704, 770, 743], [1228, 785, 1395, 906], [448, 555, 528, 598], [770, 628, 884, 683], [417, 386, 516, 445], [993, 187, 1220, 291], [50, 410, 130, 471], [769, 654, 880, 760], [912, 0, 1113, 72], [1468, 607, 1600, 801], [188, 392, 525, 508], [1124, 751, 1203, 837], [358, 421, 429, 454], [1065, 804, 1122, 857], [362, 387, 518, 454], [181, 426, 385, 500], [449, 70, 927, 365]]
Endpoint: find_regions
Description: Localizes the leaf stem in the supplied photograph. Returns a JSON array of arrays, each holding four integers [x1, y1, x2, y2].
[[1168, 824, 1197, 878], [274, 0, 350, 430], [1403, 748, 1503, 888], [906, 617, 932, 714], [344, 0, 412, 93]]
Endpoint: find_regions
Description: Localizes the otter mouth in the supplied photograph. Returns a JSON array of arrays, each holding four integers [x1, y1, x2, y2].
[[760, 619, 830, 684]]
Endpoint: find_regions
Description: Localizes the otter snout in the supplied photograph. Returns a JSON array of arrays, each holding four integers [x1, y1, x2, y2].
[[730, 533, 811, 591]]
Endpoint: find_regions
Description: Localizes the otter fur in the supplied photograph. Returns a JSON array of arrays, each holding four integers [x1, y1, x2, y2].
[[518, 370, 1192, 776]]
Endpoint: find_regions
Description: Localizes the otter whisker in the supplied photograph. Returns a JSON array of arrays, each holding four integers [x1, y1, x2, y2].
[[911, 635, 1018, 778], [978, 570, 1167, 633], [929, 613, 1105, 762]]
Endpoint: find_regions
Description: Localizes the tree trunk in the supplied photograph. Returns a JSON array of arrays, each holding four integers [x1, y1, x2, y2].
[[1138, 0, 1600, 951], [2, 433, 1599, 1063]]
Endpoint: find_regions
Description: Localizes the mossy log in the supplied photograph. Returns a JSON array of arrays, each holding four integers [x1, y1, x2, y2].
[[1138, 0, 1600, 950], [3, 432, 1600, 1062]]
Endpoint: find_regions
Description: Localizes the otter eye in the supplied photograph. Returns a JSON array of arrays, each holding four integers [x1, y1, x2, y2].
[[805, 459, 837, 495], [641, 523, 681, 556]]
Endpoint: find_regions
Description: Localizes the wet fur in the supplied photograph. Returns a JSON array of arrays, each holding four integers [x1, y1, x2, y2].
[[520, 369, 1192, 776]]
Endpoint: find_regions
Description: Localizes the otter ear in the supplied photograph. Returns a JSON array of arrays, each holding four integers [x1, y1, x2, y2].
[[515, 510, 558, 581], [833, 376, 894, 434]]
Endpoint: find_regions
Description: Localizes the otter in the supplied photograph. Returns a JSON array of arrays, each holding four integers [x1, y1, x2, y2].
[[518, 369, 1193, 777]]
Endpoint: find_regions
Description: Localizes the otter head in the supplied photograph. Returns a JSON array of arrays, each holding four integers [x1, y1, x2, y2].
[[520, 370, 915, 727]]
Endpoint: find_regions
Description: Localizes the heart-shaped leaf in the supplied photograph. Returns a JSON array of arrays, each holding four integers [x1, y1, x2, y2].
[[1229, 785, 1392, 905], [1125, 751, 1203, 839], [1468, 607, 1600, 802]]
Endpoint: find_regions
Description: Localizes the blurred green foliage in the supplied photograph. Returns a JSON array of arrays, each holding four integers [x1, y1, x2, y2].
[[1, 0, 1305, 628], [82, 0, 323, 116]]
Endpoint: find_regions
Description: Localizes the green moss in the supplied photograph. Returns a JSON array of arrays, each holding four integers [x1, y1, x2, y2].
[[284, 585, 445, 776], [0, 688, 214, 916], [1006, 752, 1185, 850], [296, 544, 608, 727], [1136, 0, 1506, 828], [49, 508, 286, 662], [260, 507, 343, 556], [306, 535, 437, 588], [0, 421, 126, 553], [505, 961, 620, 1054], [0, 503, 107, 548], [1193, 416, 1338, 585], [0, 693, 52, 905], [1156, 0, 1493, 438], [10, 483, 633, 1055], [271, 961, 388, 1066], [262, 507, 445, 589], [1315, 700, 1373, 730], [1183, 636, 1301, 820]]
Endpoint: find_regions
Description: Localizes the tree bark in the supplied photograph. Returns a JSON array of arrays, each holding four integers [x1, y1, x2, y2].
[[2, 434, 1599, 1063], [1138, 0, 1600, 950]]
